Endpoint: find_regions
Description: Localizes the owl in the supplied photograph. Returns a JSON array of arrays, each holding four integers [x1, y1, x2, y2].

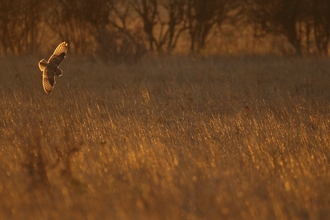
[[38, 42, 68, 93]]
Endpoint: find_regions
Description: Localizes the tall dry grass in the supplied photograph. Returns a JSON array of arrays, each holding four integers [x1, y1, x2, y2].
[[0, 55, 330, 219]]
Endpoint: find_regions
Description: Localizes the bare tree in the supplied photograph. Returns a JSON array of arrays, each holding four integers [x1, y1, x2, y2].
[[130, 0, 188, 53], [130, 0, 158, 51], [158, 0, 187, 52], [4, 0, 330, 57], [0, 0, 43, 55], [107, 0, 143, 45], [185, 0, 236, 53], [46, 0, 111, 54], [93, 0, 147, 63], [310, 0, 330, 55], [247, 0, 305, 55]]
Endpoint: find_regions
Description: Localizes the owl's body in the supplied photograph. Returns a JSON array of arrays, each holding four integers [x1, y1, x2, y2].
[[38, 42, 68, 93]]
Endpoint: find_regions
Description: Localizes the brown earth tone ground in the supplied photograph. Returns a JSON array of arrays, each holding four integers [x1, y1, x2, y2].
[[0, 55, 329, 219]]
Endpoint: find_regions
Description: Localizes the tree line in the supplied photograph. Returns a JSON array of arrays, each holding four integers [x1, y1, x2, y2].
[[1, 0, 330, 60]]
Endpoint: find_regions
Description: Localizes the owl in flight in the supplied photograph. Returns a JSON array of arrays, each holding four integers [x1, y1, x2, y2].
[[38, 42, 68, 94]]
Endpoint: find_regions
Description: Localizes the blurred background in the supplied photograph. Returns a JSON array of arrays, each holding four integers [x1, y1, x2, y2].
[[1, 0, 330, 61]]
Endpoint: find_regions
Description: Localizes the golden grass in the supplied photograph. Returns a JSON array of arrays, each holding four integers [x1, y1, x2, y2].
[[0, 55, 330, 219]]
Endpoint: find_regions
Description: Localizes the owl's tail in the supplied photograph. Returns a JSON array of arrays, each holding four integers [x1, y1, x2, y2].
[[38, 59, 48, 71]]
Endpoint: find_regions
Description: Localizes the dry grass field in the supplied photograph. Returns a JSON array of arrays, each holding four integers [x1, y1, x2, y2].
[[0, 55, 330, 219]]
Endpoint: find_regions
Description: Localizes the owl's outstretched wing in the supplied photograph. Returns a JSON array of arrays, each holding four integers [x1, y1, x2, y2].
[[42, 69, 55, 94], [48, 42, 68, 66]]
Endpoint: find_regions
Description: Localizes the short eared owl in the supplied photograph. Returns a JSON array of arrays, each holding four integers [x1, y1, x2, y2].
[[38, 42, 68, 93]]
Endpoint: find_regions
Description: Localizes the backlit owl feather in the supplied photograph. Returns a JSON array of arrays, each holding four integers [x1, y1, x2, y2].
[[38, 42, 68, 94]]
